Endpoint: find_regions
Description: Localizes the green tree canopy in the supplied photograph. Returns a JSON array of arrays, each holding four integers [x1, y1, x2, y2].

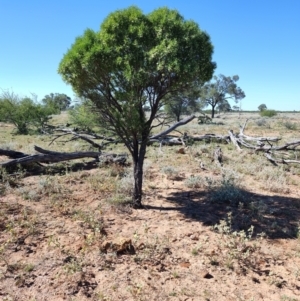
[[0, 91, 56, 134], [164, 85, 203, 121], [42, 93, 72, 113], [58, 6, 216, 207], [199, 74, 245, 118], [217, 99, 232, 114], [258, 104, 267, 111], [69, 98, 103, 131]]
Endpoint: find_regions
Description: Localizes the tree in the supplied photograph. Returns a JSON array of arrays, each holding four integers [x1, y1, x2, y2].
[[0, 91, 56, 134], [58, 6, 216, 207], [69, 98, 103, 131], [199, 74, 245, 118], [258, 104, 267, 111], [164, 85, 203, 121], [42, 93, 72, 113], [217, 99, 231, 114]]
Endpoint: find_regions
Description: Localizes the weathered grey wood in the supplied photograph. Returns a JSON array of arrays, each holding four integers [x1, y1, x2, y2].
[[150, 115, 196, 139], [228, 130, 241, 151], [264, 153, 300, 165], [0, 151, 102, 167], [51, 129, 103, 149], [192, 134, 230, 142], [0, 145, 128, 168], [214, 146, 223, 165], [148, 137, 184, 146]]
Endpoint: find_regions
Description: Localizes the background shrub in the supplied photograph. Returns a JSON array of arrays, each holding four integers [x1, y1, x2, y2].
[[259, 109, 277, 117]]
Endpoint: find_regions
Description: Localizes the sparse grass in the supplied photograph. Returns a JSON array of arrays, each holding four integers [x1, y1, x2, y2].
[[255, 118, 268, 127], [161, 166, 179, 179], [206, 170, 246, 206], [280, 295, 299, 301], [1, 112, 300, 300], [282, 121, 298, 130], [184, 175, 203, 188]]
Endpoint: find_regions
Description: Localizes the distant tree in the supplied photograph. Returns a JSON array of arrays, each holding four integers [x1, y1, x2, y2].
[[0, 91, 56, 134], [258, 104, 267, 111], [69, 99, 101, 131], [58, 6, 216, 207], [217, 99, 231, 114], [164, 86, 202, 121], [42, 93, 71, 113], [199, 74, 245, 118]]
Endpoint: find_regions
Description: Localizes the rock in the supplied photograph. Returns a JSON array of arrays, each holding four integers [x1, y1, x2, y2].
[[200, 269, 213, 279], [179, 262, 190, 268]]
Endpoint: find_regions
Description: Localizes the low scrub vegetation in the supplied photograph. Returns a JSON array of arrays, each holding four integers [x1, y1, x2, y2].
[[1, 111, 300, 300], [259, 109, 277, 117]]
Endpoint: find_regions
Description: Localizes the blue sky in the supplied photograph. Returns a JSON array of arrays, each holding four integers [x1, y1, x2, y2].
[[1, 0, 299, 111]]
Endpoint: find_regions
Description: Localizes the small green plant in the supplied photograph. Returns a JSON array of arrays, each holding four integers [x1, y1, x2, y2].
[[213, 213, 258, 270], [63, 257, 83, 274], [72, 209, 104, 235], [283, 121, 297, 130], [117, 171, 134, 195], [206, 171, 246, 206], [172, 271, 180, 278], [184, 175, 203, 188], [24, 263, 35, 273], [280, 295, 299, 301], [191, 248, 199, 256], [161, 166, 179, 179], [260, 109, 277, 117], [255, 118, 268, 127]]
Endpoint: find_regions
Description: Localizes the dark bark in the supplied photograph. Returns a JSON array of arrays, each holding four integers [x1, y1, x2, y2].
[[132, 138, 147, 208], [211, 105, 216, 118], [0, 146, 126, 168]]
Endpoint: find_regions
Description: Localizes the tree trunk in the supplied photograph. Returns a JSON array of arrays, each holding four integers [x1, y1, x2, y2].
[[211, 106, 215, 118], [132, 139, 147, 208]]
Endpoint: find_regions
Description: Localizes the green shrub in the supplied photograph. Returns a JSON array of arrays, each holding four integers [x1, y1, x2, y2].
[[282, 121, 297, 130], [255, 118, 268, 127], [184, 175, 203, 188], [206, 171, 246, 206], [161, 166, 179, 179], [259, 109, 277, 117], [0, 91, 56, 134]]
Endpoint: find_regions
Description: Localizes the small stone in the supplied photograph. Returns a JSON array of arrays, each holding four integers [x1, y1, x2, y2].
[[200, 269, 213, 279]]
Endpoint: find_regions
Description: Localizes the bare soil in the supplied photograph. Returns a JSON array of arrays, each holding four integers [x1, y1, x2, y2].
[[1, 113, 300, 300]]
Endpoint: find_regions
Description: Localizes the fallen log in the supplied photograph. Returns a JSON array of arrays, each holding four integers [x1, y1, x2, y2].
[[0, 151, 101, 167], [0, 149, 29, 159], [192, 134, 230, 142], [228, 130, 241, 151], [264, 153, 300, 165], [0, 146, 127, 168], [239, 119, 281, 142], [150, 115, 196, 139]]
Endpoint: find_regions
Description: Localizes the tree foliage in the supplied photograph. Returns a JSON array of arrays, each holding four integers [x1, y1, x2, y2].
[[42, 93, 71, 113], [58, 6, 216, 207], [199, 74, 245, 118], [69, 99, 103, 131], [164, 85, 203, 121], [217, 99, 232, 114], [258, 104, 267, 112], [0, 91, 56, 134]]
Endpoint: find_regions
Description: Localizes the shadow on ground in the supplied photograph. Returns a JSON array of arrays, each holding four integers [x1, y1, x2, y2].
[[146, 189, 300, 240]]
